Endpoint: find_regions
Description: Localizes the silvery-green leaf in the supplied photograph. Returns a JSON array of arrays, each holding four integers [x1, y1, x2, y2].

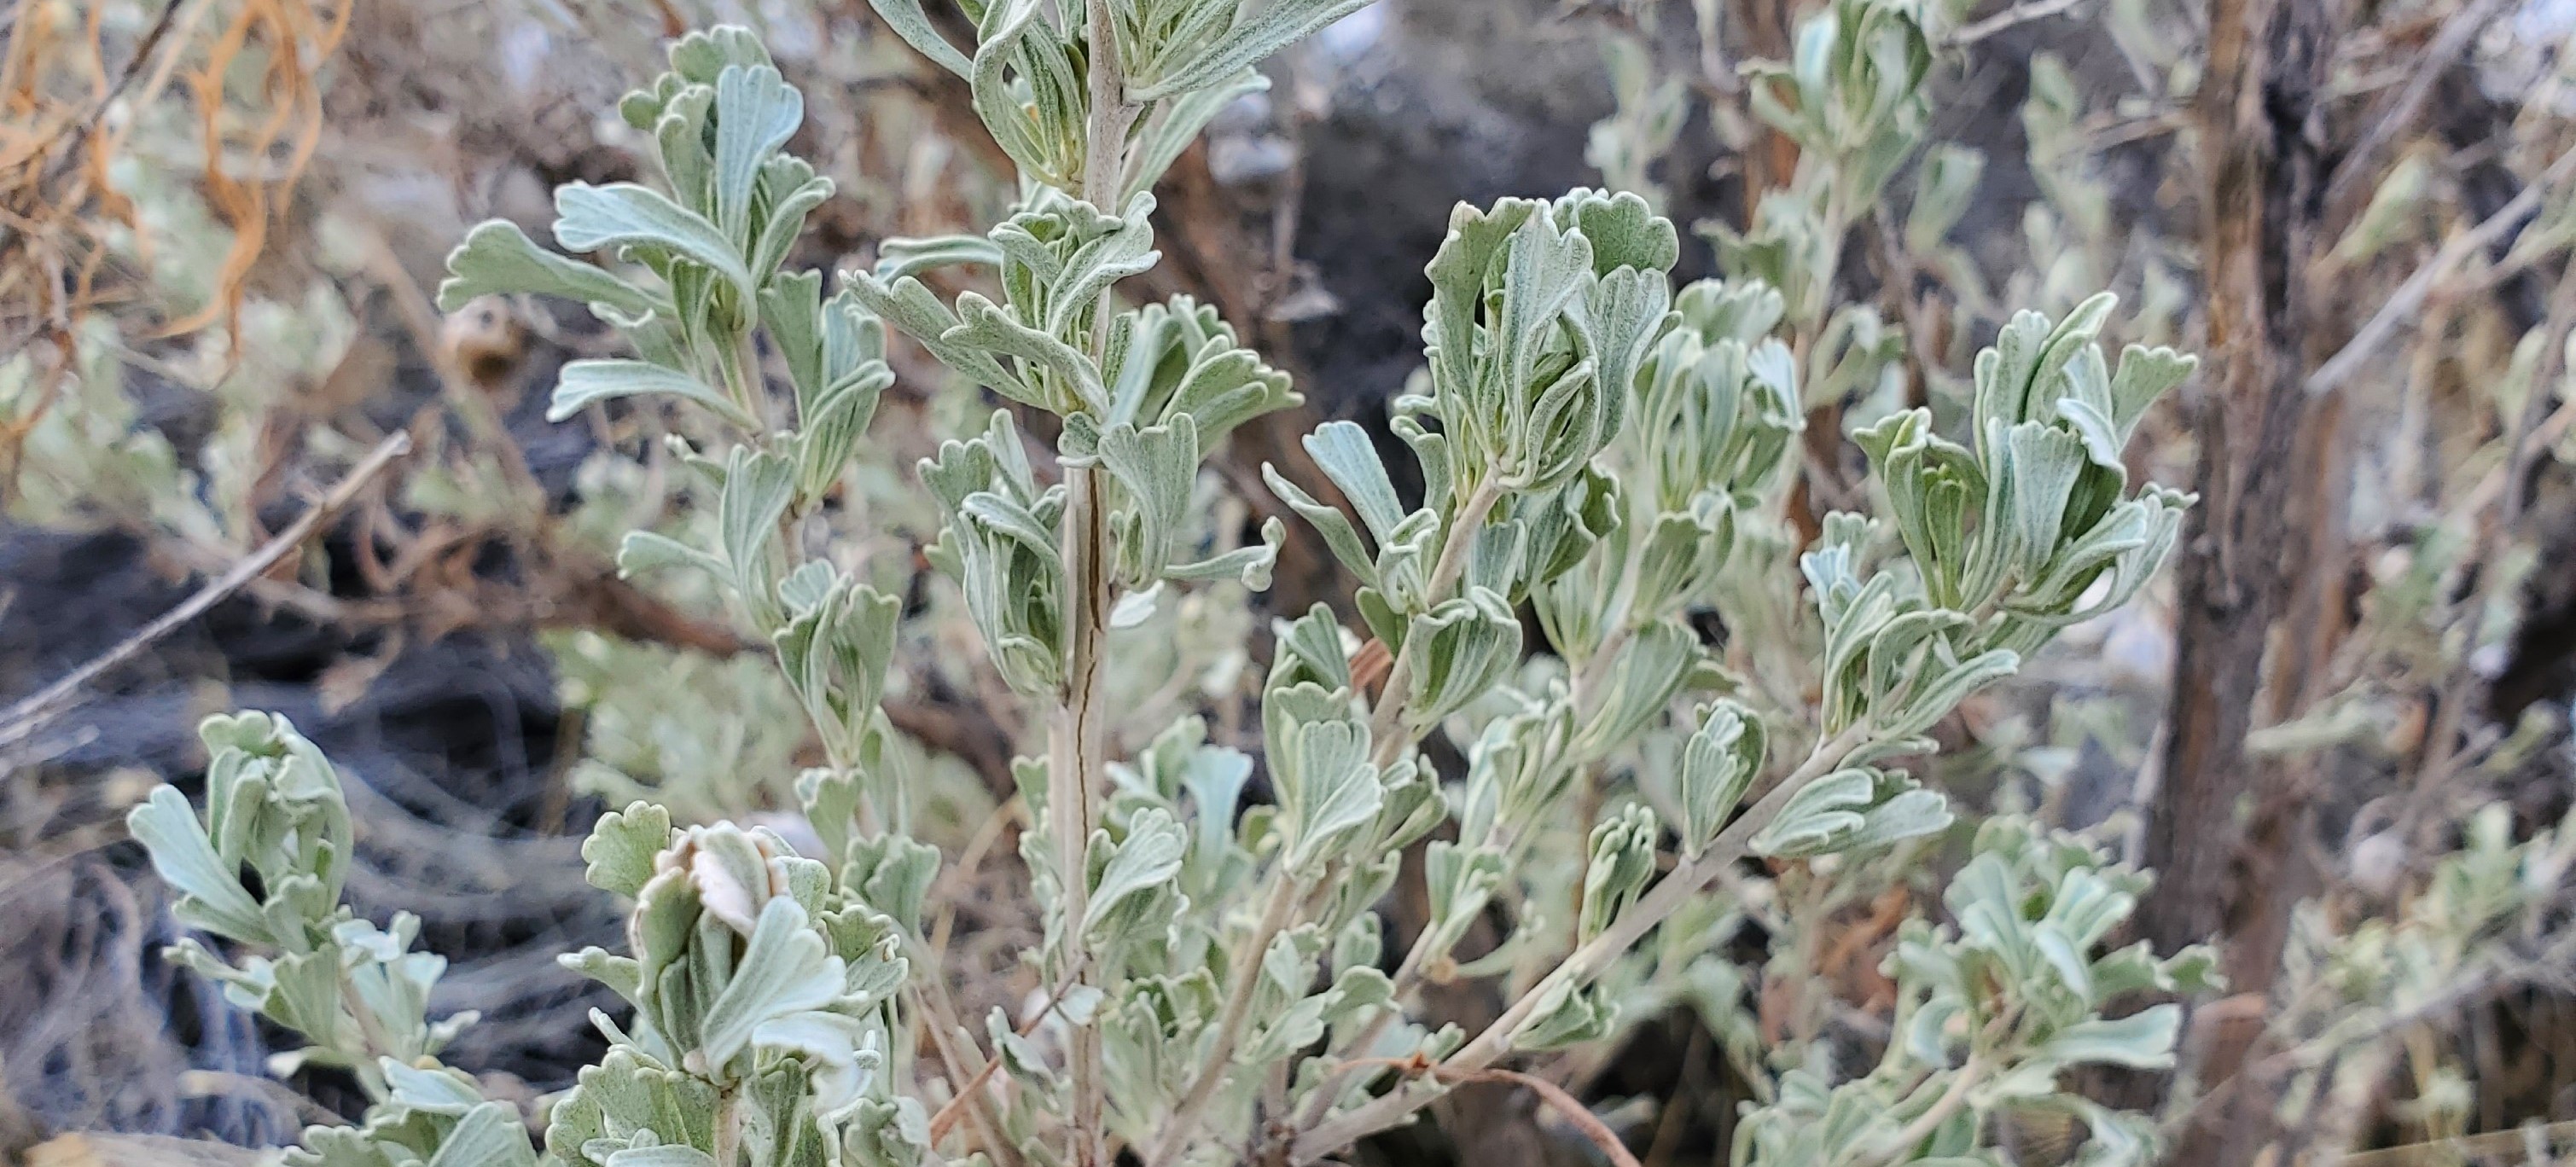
[[561, 947, 645, 1007], [1032, 192, 1163, 340], [947, 292, 1107, 414], [1423, 197, 1540, 411], [1109, 581, 1163, 629], [2063, 1097, 2162, 1167], [2003, 421, 2087, 577], [718, 448, 798, 629], [581, 802, 673, 899], [127, 788, 268, 943], [1402, 589, 1524, 729], [651, 84, 716, 212], [1129, 70, 1270, 196], [1877, 648, 2017, 739], [604, 1147, 718, 1167], [1265, 462, 1378, 587], [2108, 345, 2194, 434], [698, 897, 843, 1071], [1090, 807, 1188, 933], [614, 531, 724, 582], [1673, 276, 1786, 341], [555, 183, 755, 300], [1393, 412, 1453, 520], [1270, 604, 1353, 694], [668, 23, 773, 80], [1512, 979, 1617, 1050], [550, 360, 755, 429], [845, 833, 941, 933], [438, 219, 660, 318], [970, 0, 1083, 187], [863, 0, 974, 77], [1281, 719, 1381, 874], [1574, 264, 1671, 434], [794, 362, 892, 502], [1557, 187, 1682, 276], [1098, 415, 1199, 585], [751, 1011, 879, 1111], [844, 273, 1032, 403], [1570, 619, 1696, 761], [1134, 0, 1372, 99], [760, 270, 827, 403], [2030, 1007, 2181, 1070], [1904, 995, 1963, 1066], [747, 169, 834, 285], [711, 64, 803, 241], [1677, 700, 1764, 857], [1906, 144, 1983, 253], [1838, 787, 1952, 851], [382, 1060, 487, 1116], [1973, 293, 2113, 438], [1749, 767, 1874, 858], [2044, 866, 2137, 954], [874, 234, 1003, 282], [1149, 330, 1301, 442], [425, 1102, 539, 1167], [1422, 841, 1505, 959], [1304, 421, 1410, 545], [959, 490, 1064, 567], [1166, 514, 1285, 590], [1576, 804, 1658, 943]]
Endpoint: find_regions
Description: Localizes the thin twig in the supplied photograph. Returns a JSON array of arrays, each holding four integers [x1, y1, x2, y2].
[[26, 0, 195, 190], [1323, 1058, 1643, 1167], [1144, 875, 1305, 1167], [2335, 1118, 2576, 1166], [0, 429, 412, 758], [925, 956, 1091, 1145], [1291, 724, 1869, 1163], [907, 975, 1028, 1167], [1946, 0, 2091, 46]]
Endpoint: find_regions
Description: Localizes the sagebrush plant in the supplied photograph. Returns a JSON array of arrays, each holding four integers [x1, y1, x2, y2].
[[130, 3, 2217, 1164]]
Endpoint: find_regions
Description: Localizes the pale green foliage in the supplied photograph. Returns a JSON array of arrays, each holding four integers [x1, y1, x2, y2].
[[547, 813, 920, 1167], [1733, 821, 2215, 1167], [2272, 801, 2576, 1139], [127, 4, 2219, 1166], [126, 714, 528, 1167], [1709, 0, 1928, 334], [553, 630, 814, 822]]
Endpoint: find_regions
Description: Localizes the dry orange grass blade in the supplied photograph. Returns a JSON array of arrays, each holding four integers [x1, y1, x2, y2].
[[154, 0, 353, 350]]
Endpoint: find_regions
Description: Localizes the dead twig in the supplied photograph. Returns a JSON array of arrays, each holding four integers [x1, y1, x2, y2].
[[1947, 0, 2092, 46], [2335, 1118, 2576, 1166], [1301, 1056, 1643, 1167], [923, 958, 1088, 1145], [0, 430, 412, 758]]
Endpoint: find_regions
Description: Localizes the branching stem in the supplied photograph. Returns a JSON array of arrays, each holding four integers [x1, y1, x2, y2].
[[1290, 723, 1869, 1163], [1364, 479, 1504, 760], [1144, 874, 1305, 1167], [1050, 9, 1141, 1161]]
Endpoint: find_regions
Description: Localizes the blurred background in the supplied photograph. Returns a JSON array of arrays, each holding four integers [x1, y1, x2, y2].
[[3, 0, 2576, 1163]]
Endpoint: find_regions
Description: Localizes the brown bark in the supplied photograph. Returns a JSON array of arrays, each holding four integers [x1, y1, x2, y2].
[[2137, 0, 2335, 1160]]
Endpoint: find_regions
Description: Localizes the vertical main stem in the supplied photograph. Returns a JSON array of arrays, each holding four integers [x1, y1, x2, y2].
[[1052, 8, 1136, 1164], [1053, 464, 1113, 1167]]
